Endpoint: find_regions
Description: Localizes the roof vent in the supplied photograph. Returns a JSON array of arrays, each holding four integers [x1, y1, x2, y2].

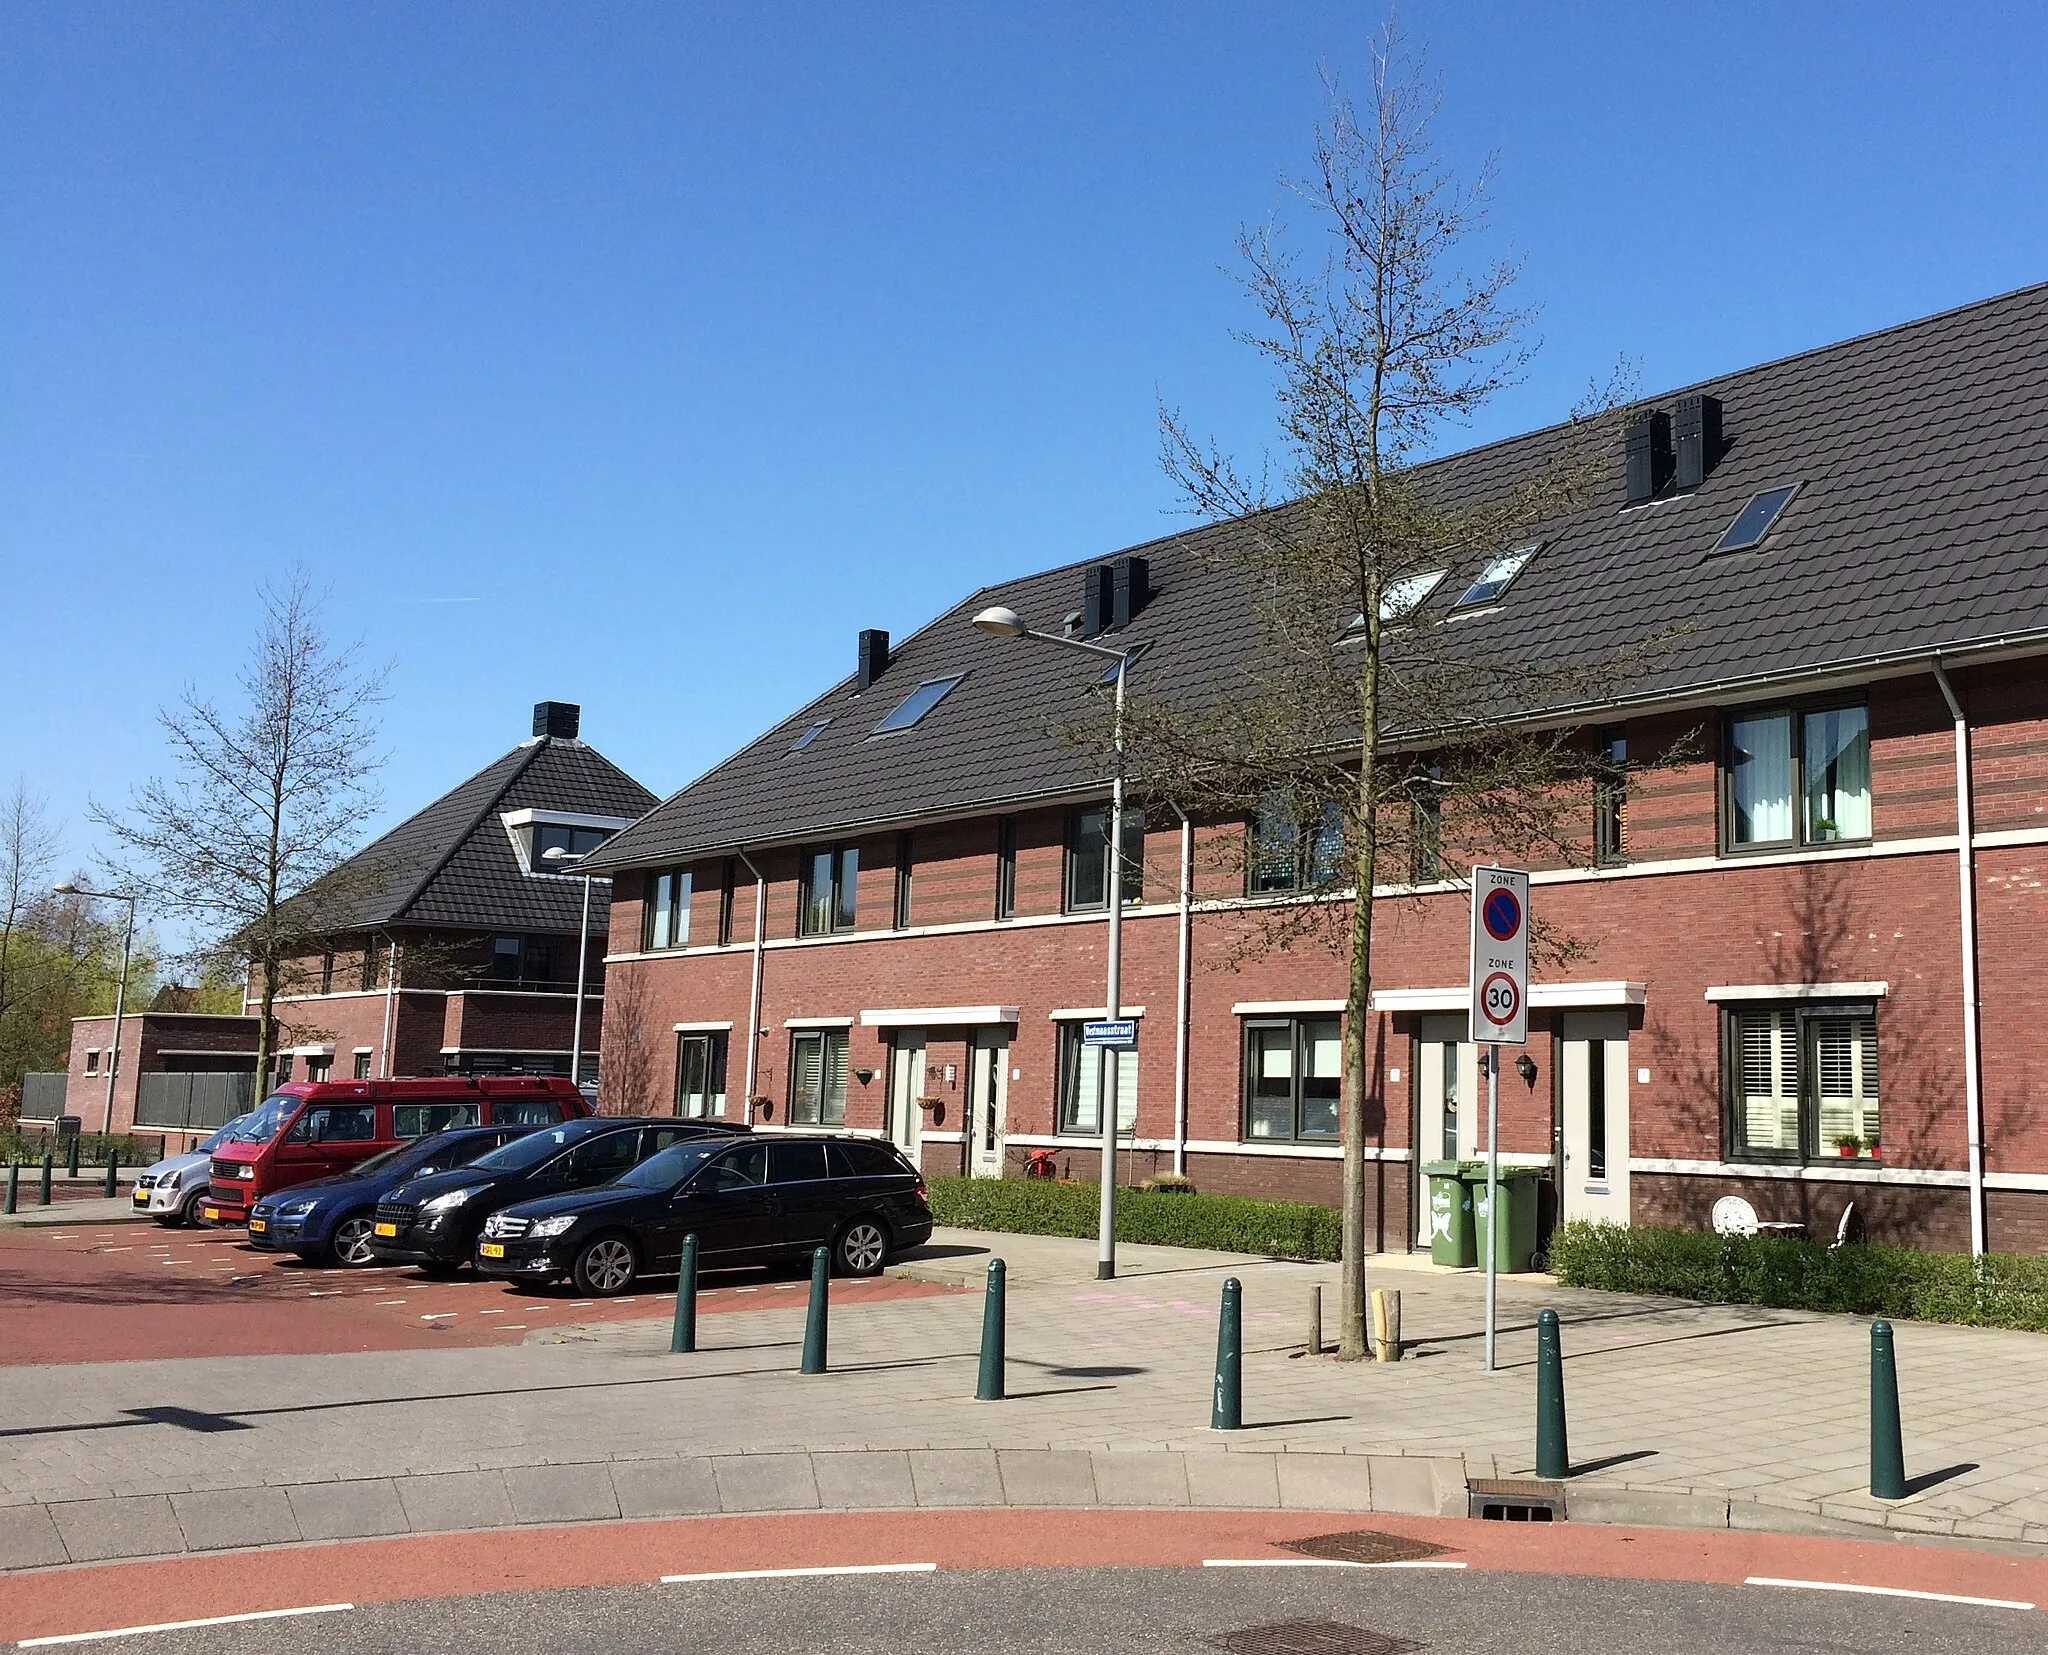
[[1624, 410, 1673, 506], [1674, 394, 1724, 491], [857, 629, 891, 692], [1111, 555, 1150, 631], [1080, 565, 1114, 639], [532, 701, 581, 740]]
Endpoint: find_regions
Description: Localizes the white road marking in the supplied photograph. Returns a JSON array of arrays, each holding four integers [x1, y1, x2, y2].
[[570, 1301, 594, 1307], [420, 1313, 456, 1321], [1745, 1577, 2035, 1611], [479, 1308, 506, 1314], [661, 1563, 939, 1584], [1202, 1559, 1468, 1571], [377, 1301, 407, 1306], [18, 1602, 355, 1646]]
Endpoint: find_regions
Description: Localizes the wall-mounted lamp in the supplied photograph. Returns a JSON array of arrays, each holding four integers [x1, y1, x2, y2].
[[852, 1067, 875, 1086], [1515, 1053, 1538, 1087]]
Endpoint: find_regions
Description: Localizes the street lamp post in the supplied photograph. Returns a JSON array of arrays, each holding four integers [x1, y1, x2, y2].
[[53, 883, 139, 1136], [543, 848, 610, 1093], [972, 605, 1135, 1281]]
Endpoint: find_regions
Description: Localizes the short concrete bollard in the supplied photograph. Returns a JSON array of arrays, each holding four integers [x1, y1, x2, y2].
[[1306, 1284, 1323, 1356], [1212, 1276, 1243, 1431], [104, 1155, 118, 1200], [670, 1232, 699, 1354], [1870, 1319, 1907, 1500], [66, 1135, 80, 1178], [4, 1161, 17, 1215], [1370, 1287, 1402, 1363], [801, 1245, 830, 1374], [39, 1154, 53, 1208], [976, 1259, 1007, 1400], [1535, 1307, 1569, 1479]]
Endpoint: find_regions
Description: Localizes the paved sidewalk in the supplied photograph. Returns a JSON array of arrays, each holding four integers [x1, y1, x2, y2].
[[2, 1226, 2046, 1568]]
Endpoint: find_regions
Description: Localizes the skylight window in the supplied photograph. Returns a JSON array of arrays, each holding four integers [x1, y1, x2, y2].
[[1715, 484, 1800, 553], [1098, 640, 1153, 682], [787, 719, 831, 754], [872, 673, 966, 735], [1345, 569, 1446, 637], [1457, 543, 1541, 607]]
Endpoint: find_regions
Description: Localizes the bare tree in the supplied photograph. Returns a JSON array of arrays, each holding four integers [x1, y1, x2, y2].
[[1134, 23, 1651, 1358], [93, 571, 387, 1094], [0, 781, 63, 1051]]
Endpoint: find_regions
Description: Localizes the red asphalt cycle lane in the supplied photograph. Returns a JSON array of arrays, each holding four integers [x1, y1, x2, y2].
[[3, 1510, 2044, 1643]]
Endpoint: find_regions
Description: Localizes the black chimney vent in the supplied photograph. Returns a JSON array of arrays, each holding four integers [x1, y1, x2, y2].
[[532, 701, 581, 740], [1674, 394, 1724, 491], [857, 629, 890, 692], [1080, 565, 1114, 639], [1111, 555, 1149, 631], [1624, 410, 1673, 506]]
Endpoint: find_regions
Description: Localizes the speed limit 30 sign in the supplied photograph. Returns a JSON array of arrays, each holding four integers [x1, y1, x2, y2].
[[1469, 865, 1530, 1045]]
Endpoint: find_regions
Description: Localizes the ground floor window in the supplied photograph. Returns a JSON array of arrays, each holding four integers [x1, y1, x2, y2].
[[1726, 1003, 1880, 1160], [1056, 1023, 1137, 1135], [677, 1031, 728, 1118], [789, 1029, 848, 1126], [1242, 1016, 1341, 1142]]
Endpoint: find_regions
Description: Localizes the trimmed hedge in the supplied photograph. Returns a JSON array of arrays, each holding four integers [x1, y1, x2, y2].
[[2, 1129, 166, 1168], [1550, 1220, 2048, 1333], [928, 1176, 1341, 1261]]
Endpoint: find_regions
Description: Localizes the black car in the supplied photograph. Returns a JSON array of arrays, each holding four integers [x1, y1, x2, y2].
[[368, 1115, 748, 1273], [246, 1124, 540, 1266], [474, 1134, 933, 1296]]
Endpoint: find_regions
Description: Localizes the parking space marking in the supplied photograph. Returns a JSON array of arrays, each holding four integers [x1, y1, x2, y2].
[[17, 1602, 355, 1646], [660, 1564, 938, 1584], [1202, 1559, 1468, 1571], [1745, 1576, 2035, 1610]]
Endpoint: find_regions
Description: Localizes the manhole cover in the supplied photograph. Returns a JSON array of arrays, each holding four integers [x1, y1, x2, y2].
[[1284, 1528, 1451, 1565], [1207, 1619, 1423, 1655]]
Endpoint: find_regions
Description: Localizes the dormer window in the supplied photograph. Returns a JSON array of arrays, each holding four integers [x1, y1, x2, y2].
[[532, 823, 610, 866], [502, 809, 631, 876]]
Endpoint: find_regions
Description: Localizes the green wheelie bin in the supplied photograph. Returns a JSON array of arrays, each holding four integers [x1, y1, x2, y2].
[[1468, 1163, 1542, 1273], [1423, 1161, 1477, 1267]]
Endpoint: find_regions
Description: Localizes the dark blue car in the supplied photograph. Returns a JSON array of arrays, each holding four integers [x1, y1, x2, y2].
[[245, 1125, 538, 1267]]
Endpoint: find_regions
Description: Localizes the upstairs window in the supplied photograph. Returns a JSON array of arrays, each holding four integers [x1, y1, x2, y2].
[[1249, 793, 1346, 894], [1723, 702, 1869, 851], [319, 952, 335, 994], [872, 674, 965, 735], [800, 846, 859, 936], [1594, 731, 1628, 867], [994, 817, 1018, 920], [644, 869, 691, 951], [1345, 569, 1445, 637], [893, 832, 914, 930], [788, 718, 831, 754], [1715, 484, 1800, 553], [1409, 766, 1444, 883], [1455, 543, 1541, 607], [532, 823, 611, 868], [1067, 806, 1144, 911]]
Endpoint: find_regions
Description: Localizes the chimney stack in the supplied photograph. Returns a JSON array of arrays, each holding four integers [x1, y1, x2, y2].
[[857, 629, 891, 692], [1625, 410, 1674, 506], [1674, 394, 1724, 491], [532, 701, 581, 740], [1111, 555, 1150, 631], [1080, 565, 1114, 639]]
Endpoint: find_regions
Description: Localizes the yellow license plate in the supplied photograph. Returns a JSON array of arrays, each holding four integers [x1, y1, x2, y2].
[[479, 1242, 505, 1259], [202, 1207, 220, 1222], [132, 1191, 147, 1205], [249, 1219, 267, 1233], [374, 1222, 398, 1237]]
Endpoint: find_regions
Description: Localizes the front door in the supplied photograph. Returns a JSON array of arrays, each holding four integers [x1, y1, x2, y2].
[[886, 1032, 926, 1163], [1559, 1010, 1631, 1225], [967, 1029, 1009, 1178], [1414, 1015, 1479, 1247]]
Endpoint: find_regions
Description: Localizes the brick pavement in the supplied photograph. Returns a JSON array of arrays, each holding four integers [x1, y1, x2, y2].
[[2, 1227, 2046, 1568]]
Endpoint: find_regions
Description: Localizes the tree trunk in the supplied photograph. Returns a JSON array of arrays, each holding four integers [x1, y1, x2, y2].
[[1337, 658, 1383, 1360]]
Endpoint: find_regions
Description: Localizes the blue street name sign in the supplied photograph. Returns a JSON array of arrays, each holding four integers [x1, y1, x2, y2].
[[1081, 1019, 1137, 1048]]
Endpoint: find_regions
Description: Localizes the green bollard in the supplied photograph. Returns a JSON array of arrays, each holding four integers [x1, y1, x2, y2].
[[1535, 1308, 1570, 1479], [104, 1155, 119, 1200], [976, 1259, 1007, 1400], [5, 1161, 17, 1215], [39, 1154, 53, 1207], [1870, 1319, 1906, 1500], [67, 1135, 80, 1178], [801, 1245, 830, 1374], [670, 1233, 699, 1354], [1211, 1276, 1242, 1431]]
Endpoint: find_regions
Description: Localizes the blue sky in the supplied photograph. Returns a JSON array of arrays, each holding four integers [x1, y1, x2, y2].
[[7, 2, 2047, 906]]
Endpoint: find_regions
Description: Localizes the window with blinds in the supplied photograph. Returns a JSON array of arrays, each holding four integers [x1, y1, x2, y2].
[[789, 1029, 848, 1126], [1726, 1005, 1878, 1161], [1057, 1024, 1138, 1135]]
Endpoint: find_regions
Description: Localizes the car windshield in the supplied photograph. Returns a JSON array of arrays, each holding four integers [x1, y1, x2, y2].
[[467, 1125, 581, 1173], [196, 1114, 255, 1154], [612, 1140, 723, 1191], [227, 1096, 299, 1144]]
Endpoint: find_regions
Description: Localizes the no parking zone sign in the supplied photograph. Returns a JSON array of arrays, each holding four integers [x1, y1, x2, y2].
[[1469, 865, 1530, 1046]]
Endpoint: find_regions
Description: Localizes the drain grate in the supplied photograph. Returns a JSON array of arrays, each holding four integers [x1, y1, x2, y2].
[[1283, 1528, 1452, 1565], [1207, 1620, 1423, 1655], [1467, 1477, 1564, 1522]]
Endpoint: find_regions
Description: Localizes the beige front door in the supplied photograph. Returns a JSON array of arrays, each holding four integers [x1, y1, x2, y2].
[[886, 1031, 926, 1162], [967, 1029, 1009, 1178], [1415, 1014, 1480, 1246], [1559, 1009, 1631, 1226]]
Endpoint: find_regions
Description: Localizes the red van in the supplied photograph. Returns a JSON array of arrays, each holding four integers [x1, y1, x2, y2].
[[200, 1076, 591, 1227]]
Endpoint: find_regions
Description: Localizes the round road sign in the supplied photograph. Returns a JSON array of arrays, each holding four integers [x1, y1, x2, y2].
[[1482, 887, 1523, 942], [1478, 970, 1522, 1028]]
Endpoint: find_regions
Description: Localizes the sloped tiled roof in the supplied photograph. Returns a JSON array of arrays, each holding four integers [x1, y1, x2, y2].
[[589, 281, 2048, 873], [304, 736, 660, 934]]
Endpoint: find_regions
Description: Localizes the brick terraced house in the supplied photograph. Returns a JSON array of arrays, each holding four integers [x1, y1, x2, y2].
[[580, 285, 2048, 1255]]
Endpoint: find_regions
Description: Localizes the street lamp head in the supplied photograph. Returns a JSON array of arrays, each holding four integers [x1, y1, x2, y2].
[[971, 606, 1028, 640], [542, 847, 572, 862], [52, 882, 80, 896]]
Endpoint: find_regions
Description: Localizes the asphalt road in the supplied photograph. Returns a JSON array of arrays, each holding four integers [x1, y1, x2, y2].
[[44, 1565, 2031, 1654]]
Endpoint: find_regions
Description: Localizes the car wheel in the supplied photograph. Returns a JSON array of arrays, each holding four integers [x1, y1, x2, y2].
[[328, 1212, 379, 1268], [179, 1191, 209, 1227], [572, 1233, 638, 1297], [833, 1216, 890, 1278]]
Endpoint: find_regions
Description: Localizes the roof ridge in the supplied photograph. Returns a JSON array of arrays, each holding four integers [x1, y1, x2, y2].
[[386, 738, 550, 922]]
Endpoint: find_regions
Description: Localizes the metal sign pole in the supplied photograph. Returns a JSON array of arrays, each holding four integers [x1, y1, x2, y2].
[[1484, 1042, 1500, 1373]]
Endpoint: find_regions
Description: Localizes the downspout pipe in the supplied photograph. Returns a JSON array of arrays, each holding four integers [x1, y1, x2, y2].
[[1171, 805, 1192, 1178], [378, 933, 399, 1079], [736, 849, 767, 1125], [1932, 659, 1987, 1259]]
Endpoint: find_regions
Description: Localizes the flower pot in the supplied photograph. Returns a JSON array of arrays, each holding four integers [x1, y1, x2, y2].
[[1837, 1144, 1857, 1156]]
